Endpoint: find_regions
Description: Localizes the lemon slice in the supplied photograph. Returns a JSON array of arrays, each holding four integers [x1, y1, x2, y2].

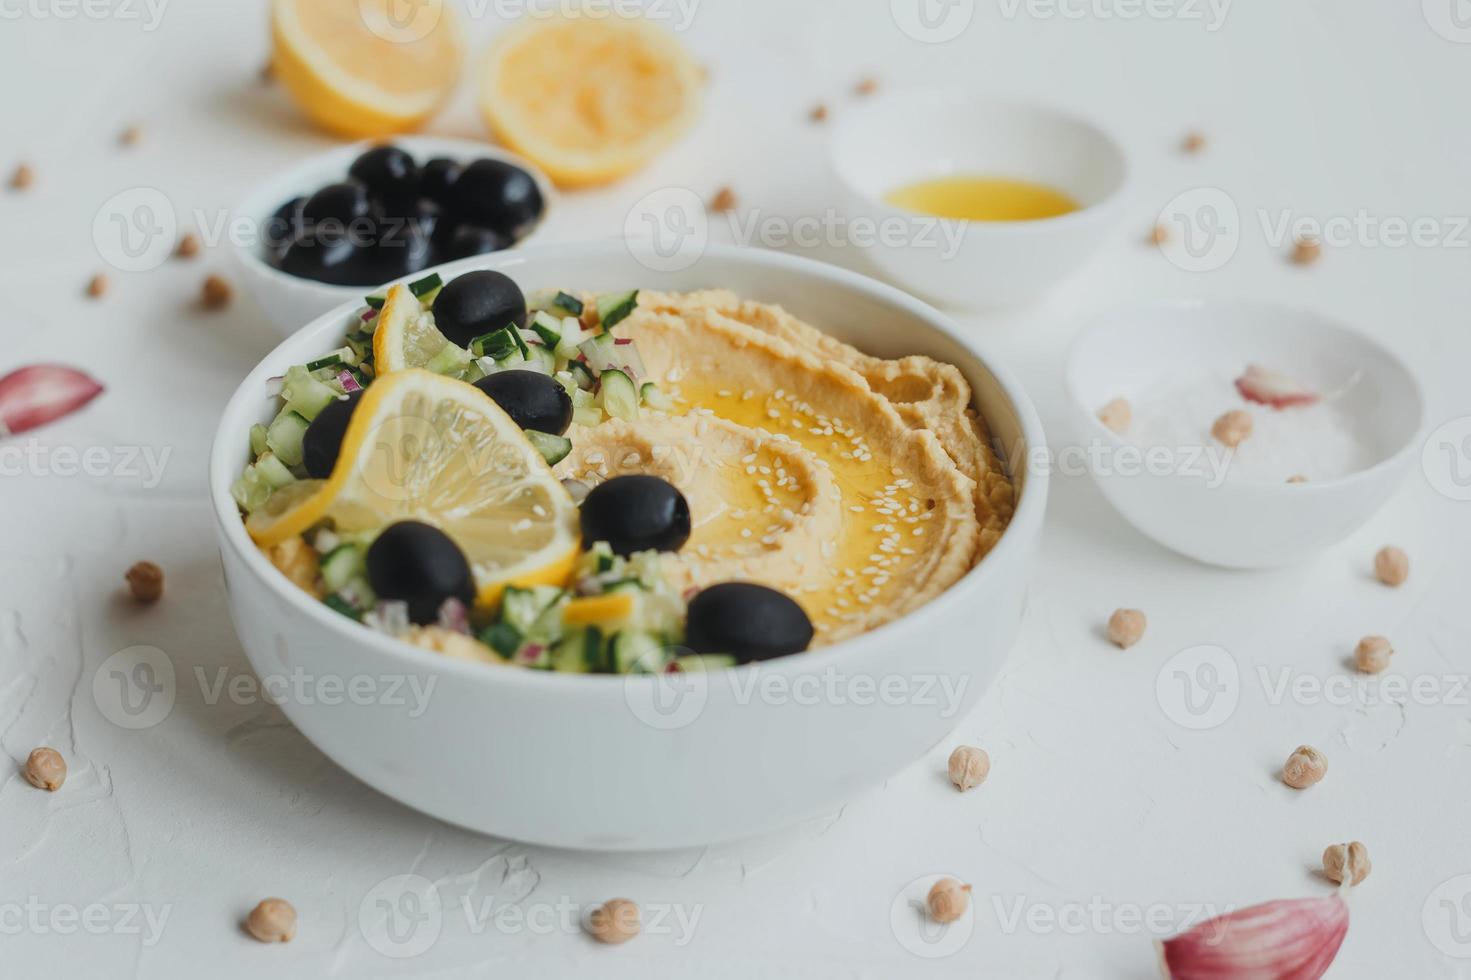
[[248, 369, 579, 608], [372, 284, 455, 373], [271, 0, 464, 138], [478, 16, 703, 187]]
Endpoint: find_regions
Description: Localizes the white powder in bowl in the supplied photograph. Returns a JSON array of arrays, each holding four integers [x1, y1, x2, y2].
[[1121, 371, 1378, 484]]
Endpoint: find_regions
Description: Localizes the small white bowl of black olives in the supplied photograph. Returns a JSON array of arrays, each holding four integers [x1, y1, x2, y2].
[[230, 137, 557, 335]]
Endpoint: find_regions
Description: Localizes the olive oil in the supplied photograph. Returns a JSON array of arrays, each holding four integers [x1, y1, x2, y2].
[[885, 175, 1080, 222]]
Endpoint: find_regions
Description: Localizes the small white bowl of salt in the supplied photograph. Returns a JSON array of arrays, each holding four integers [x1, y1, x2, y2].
[[1064, 300, 1426, 568]]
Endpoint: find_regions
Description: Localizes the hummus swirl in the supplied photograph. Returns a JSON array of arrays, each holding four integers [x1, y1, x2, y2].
[[554, 291, 1013, 645]]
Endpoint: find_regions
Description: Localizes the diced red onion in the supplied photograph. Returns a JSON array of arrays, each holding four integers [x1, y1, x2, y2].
[[336, 369, 362, 393], [436, 597, 470, 634], [0, 365, 104, 436]]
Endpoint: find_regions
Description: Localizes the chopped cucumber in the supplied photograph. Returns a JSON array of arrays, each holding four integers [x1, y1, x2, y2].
[[230, 466, 272, 513], [550, 630, 596, 673], [598, 369, 639, 423], [525, 430, 572, 466], [553, 371, 579, 399], [324, 594, 362, 621], [554, 317, 589, 360], [571, 389, 604, 428], [596, 290, 640, 330], [500, 585, 567, 636], [578, 332, 620, 374], [265, 409, 310, 467], [551, 291, 585, 317], [640, 382, 674, 411], [320, 544, 367, 593], [424, 341, 473, 377], [529, 311, 562, 349], [566, 361, 596, 391], [611, 630, 668, 674], [472, 326, 528, 361], [281, 365, 339, 421], [248, 423, 270, 458], [306, 349, 348, 372], [253, 452, 296, 490], [481, 622, 522, 659], [364, 294, 386, 310], [408, 272, 443, 303], [674, 654, 738, 672]]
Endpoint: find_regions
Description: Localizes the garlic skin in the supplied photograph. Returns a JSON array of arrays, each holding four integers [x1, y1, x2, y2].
[[1159, 895, 1347, 980]]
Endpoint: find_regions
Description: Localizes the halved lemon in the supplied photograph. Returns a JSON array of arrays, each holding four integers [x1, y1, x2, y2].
[[271, 0, 464, 138], [478, 16, 703, 187], [372, 283, 454, 373], [248, 369, 579, 608]]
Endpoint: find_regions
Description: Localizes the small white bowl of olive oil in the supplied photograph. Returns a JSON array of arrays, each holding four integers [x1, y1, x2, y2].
[[828, 91, 1129, 308]]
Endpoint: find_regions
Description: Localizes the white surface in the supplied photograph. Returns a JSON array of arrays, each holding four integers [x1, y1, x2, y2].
[[210, 242, 1046, 849], [828, 91, 1128, 306], [1064, 301, 1424, 567], [3, 1, 1471, 977], [229, 135, 558, 333]]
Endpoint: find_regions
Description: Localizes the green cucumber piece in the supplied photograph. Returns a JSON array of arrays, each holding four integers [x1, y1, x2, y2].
[[551, 291, 585, 317], [248, 423, 270, 458], [481, 622, 522, 659], [550, 631, 593, 673], [230, 465, 272, 513], [253, 452, 297, 490], [364, 294, 386, 310], [265, 409, 310, 468], [529, 311, 562, 349], [424, 342, 473, 377], [674, 654, 738, 672], [566, 361, 596, 391], [640, 382, 674, 411], [611, 630, 668, 674], [596, 290, 639, 330], [525, 430, 572, 466], [319, 544, 367, 593], [281, 365, 339, 421], [408, 272, 443, 302], [306, 351, 345, 372], [598, 369, 639, 423], [323, 594, 362, 621], [472, 326, 528, 361]]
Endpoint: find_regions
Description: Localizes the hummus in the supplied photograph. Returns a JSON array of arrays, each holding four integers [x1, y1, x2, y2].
[[554, 290, 1013, 645]]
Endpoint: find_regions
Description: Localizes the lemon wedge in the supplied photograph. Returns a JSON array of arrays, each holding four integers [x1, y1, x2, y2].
[[271, 0, 464, 138], [372, 283, 456, 374], [478, 16, 702, 187], [248, 369, 579, 609]]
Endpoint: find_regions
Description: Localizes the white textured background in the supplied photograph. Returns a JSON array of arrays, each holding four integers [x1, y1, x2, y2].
[[3, 0, 1471, 976]]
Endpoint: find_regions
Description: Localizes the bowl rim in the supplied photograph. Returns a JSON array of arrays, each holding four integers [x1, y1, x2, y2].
[[826, 89, 1132, 235], [1062, 297, 1429, 492], [229, 135, 559, 296], [209, 241, 1049, 691]]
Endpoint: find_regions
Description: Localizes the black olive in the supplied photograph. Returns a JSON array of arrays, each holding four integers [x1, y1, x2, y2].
[[263, 196, 306, 260], [301, 389, 364, 479], [431, 270, 528, 347], [278, 232, 361, 285], [441, 224, 511, 261], [684, 583, 814, 663], [579, 475, 691, 557], [348, 145, 420, 202], [453, 158, 544, 238], [419, 156, 462, 205], [366, 521, 475, 626], [474, 370, 573, 435], [359, 215, 433, 284], [301, 181, 371, 226]]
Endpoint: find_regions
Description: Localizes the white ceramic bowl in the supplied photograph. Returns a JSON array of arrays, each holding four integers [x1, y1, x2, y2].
[[1065, 301, 1425, 568], [209, 242, 1047, 850], [229, 137, 557, 336], [828, 91, 1129, 308]]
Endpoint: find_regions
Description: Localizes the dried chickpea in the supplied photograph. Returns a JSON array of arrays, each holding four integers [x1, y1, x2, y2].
[[1353, 635, 1393, 674], [926, 878, 971, 923], [1374, 546, 1408, 587], [126, 561, 164, 603], [201, 274, 233, 310], [1282, 745, 1327, 790], [947, 746, 990, 792], [1212, 409, 1253, 447], [587, 898, 640, 944], [1322, 841, 1370, 886], [1097, 397, 1131, 433], [1107, 609, 1146, 649], [709, 187, 737, 213], [245, 898, 296, 943], [1291, 237, 1322, 265], [24, 747, 66, 791]]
